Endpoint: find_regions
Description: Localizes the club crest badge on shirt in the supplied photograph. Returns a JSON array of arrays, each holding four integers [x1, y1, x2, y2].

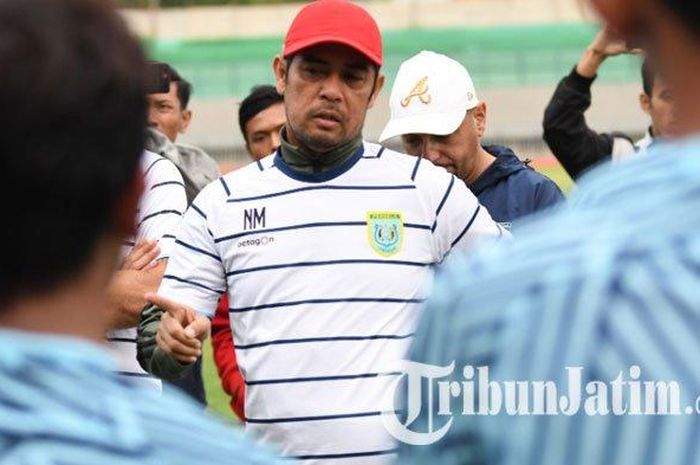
[[367, 211, 403, 257]]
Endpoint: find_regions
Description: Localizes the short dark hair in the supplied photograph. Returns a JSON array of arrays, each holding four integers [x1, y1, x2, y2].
[[166, 64, 192, 109], [0, 0, 147, 307], [238, 85, 284, 142], [660, 0, 700, 37], [641, 58, 656, 96]]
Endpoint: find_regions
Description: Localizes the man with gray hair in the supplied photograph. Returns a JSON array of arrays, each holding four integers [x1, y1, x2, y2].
[[381, 51, 563, 230]]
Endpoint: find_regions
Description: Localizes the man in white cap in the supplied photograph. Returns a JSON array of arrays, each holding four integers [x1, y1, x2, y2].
[[380, 51, 563, 230]]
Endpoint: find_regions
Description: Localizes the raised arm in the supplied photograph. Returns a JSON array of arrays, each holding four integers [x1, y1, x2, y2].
[[543, 28, 638, 179]]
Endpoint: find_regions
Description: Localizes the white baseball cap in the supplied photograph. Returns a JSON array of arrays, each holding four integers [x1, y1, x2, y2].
[[379, 50, 479, 142]]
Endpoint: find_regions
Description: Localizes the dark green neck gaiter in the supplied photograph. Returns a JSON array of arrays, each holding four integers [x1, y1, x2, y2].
[[279, 127, 362, 175]]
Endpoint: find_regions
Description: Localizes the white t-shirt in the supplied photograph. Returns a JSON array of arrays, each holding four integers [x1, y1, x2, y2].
[[611, 129, 654, 161], [108, 150, 187, 390]]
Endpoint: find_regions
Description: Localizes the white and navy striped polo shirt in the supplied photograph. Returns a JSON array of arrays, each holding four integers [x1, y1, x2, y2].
[[159, 142, 505, 463], [108, 150, 187, 390]]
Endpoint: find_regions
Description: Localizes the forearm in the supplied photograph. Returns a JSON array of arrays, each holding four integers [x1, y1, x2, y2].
[[543, 69, 614, 179], [150, 346, 194, 380], [576, 47, 606, 79], [137, 304, 194, 380], [212, 328, 241, 396], [212, 324, 246, 419]]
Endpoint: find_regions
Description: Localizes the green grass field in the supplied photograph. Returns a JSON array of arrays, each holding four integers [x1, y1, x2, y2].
[[201, 161, 574, 421], [532, 157, 574, 194]]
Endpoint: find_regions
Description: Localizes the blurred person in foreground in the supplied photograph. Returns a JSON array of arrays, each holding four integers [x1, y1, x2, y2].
[[381, 51, 563, 231], [0, 0, 281, 463], [397, 0, 700, 463], [543, 28, 680, 179], [145, 0, 507, 462]]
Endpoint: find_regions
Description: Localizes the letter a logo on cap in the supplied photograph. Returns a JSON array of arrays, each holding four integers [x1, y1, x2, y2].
[[401, 76, 431, 107]]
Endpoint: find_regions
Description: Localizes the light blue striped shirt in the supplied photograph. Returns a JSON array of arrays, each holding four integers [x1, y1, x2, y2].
[[397, 136, 700, 465], [0, 330, 283, 464]]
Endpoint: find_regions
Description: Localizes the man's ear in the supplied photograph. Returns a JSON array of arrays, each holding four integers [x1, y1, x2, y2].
[[273, 55, 287, 95], [367, 72, 385, 110], [473, 102, 488, 138], [179, 109, 192, 134], [113, 170, 144, 238], [639, 92, 652, 115]]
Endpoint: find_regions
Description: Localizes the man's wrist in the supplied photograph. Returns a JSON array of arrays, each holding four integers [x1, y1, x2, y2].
[[151, 346, 194, 380], [576, 48, 606, 79]]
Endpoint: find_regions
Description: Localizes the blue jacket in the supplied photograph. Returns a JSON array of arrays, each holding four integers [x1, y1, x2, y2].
[[469, 145, 564, 229]]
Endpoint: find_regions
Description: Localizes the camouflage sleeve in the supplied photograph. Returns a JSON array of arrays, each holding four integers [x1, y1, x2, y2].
[[137, 304, 194, 380]]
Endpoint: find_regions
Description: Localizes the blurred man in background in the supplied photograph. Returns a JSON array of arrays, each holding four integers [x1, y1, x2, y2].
[[238, 85, 285, 160], [543, 28, 679, 179], [0, 0, 281, 463], [146, 63, 220, 203], [102, 58, 188, 395], [398, 0, 700, 463], [105, 145, 187, 391], [139, 84, 286, 419], [137, 62, 216, 405], [141, 84, 287, 419], [381, 51, 563, 230]]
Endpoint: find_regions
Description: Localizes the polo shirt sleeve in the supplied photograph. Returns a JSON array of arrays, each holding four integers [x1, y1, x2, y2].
[[138, 156, 187, 260], [157, 182, 227, 318], [415, 162, 509, 262]]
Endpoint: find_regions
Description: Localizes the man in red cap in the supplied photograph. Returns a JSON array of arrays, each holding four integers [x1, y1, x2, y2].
[[146, 1, 507, 462], [271, 0, 383, 167]]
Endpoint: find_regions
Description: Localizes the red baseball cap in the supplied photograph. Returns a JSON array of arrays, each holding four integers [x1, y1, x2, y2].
[[283, 0, 383, 66]]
